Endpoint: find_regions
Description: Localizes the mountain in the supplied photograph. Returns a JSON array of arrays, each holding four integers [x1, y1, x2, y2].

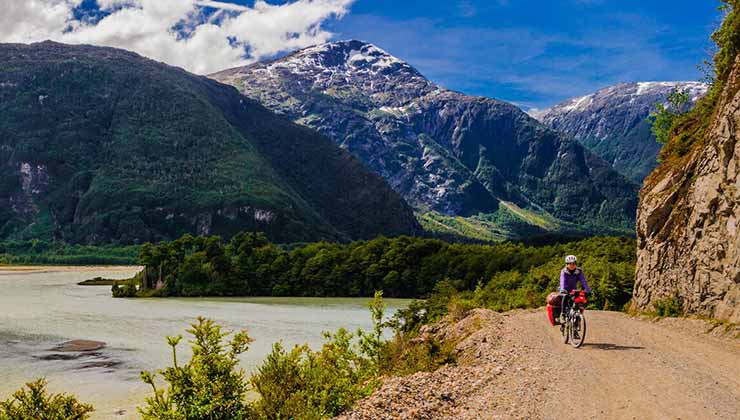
[[0, 41, 420, 244], [532, 82, 708, 183], [211, 40, 639, 240]]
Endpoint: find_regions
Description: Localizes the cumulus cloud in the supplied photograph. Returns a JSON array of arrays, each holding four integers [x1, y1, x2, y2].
[[0, 0, 353, 74]]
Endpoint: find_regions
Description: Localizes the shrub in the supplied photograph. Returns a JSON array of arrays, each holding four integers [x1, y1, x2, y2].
[[653, 294, 683, 317], [0, 378, 93, 420], [250, 291, 387, 419], [138, 317, 254, 420], [381, 334, 457, 376], [650, 89, 691, 145], [111, 277, 138, 298], [250, 330, 377, 420]]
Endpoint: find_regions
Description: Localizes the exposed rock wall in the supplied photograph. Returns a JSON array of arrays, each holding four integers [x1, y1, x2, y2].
[[635, 56, 740, 322]]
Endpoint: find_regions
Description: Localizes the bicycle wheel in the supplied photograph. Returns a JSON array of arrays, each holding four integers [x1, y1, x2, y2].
[[569, 311, 586, 348]]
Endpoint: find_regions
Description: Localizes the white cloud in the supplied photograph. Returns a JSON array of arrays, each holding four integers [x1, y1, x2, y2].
[[0, 0, 353, 74], [196, 1, 248, 12]]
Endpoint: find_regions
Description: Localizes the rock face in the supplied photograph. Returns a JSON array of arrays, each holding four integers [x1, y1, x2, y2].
[[533, 82, 708, 183], [0, 41, 420, 244], [635, 63, 740, 322], [212, 40, 639, 238]]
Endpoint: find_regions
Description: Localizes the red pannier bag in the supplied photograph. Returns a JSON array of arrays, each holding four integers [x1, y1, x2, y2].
[[546, 292, 562, 326]]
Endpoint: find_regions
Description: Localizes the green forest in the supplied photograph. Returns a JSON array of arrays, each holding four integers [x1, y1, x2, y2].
[[114, 233, 636, 313]]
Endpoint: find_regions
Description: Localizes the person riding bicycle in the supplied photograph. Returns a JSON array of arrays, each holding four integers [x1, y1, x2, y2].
[[559, 255, 591, 324]]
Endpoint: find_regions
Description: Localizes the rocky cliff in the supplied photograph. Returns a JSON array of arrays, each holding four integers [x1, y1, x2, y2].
[[635, 59, 740, 322], [212, 40, 639, 240], [533, 82, 708, 183]]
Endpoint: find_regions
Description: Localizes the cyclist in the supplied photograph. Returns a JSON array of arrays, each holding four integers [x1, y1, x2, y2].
[[559, 255, 591, 325]]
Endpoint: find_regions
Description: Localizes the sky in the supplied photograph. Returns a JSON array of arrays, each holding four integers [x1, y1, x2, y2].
[[0, 0, 724, 109]]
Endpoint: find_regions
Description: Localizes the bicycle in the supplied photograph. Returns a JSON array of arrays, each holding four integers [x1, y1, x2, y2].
[[560, 290, 588, 348]]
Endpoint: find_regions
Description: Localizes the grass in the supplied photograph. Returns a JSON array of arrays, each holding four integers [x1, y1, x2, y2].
[[417, 200, 613, 243], [77, 277, 126, 286]]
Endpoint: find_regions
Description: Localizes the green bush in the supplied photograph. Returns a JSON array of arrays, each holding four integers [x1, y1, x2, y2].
[[138, 317, 254, 420], [134, 293, 390, 419], [0, 379, 93, 420], [653, 295, 683, 317], [250, 330, 377, 420], [250, 291, 386, 419], [650, 89, 690, 145], [654, 1, 740, 161], [111, 277, 139, 298]]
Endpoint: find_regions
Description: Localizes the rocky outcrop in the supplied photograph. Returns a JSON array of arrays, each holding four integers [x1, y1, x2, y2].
[[634, 59, 740, 323], [533, 82, 708, 183]]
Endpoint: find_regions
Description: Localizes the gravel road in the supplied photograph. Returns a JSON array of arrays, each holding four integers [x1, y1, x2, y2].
[[338, 309, 740, 419]]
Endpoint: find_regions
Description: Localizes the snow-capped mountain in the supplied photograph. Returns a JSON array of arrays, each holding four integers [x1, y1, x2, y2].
[[212, 40, 638, 238], [532, 82, 708, 183]]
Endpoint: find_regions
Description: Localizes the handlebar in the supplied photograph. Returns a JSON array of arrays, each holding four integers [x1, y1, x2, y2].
[[560, 290, 591, 295]]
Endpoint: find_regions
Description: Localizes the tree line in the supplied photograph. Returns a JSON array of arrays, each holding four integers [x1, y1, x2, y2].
[[115, 233, 636, 311]]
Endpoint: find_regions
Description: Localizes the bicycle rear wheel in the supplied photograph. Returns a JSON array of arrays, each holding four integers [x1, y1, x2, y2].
[[569, 312, 586, 348]]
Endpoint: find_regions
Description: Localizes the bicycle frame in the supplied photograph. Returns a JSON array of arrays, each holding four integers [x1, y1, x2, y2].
[[561, 290, 587, 347]]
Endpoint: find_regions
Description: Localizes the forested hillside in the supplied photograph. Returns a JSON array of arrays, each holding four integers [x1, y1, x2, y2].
[[0, 42, 420, 245]]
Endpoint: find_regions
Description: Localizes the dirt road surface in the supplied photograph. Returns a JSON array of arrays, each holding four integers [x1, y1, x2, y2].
[[338, 310, 740, 420]]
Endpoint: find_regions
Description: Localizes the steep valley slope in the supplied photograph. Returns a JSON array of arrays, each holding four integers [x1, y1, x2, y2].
[[212, 40, 639, 241], [533, 81, 707, 183], [0, 41, 420, 244]]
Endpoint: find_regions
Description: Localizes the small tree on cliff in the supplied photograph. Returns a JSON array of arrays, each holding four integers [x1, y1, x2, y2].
[[650, 88, 691, 145]]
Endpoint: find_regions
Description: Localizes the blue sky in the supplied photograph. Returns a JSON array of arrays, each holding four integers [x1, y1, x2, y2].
[[4, 0, 725, 109], [210, 0, 723, 108], [326, 0, 722, 109]]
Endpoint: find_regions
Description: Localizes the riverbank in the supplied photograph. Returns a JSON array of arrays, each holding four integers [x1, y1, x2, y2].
[[0, 265, 142, 275]]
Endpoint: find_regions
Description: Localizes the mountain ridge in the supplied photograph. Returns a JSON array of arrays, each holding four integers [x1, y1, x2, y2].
[[532, 81, 708, 182], [212, 39, 639, 240]]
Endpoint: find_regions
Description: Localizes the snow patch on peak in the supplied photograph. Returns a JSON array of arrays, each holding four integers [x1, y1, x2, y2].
[[635, 81, 708, 98], [347, 45, 404, 70], [561, 94, 593, 113]]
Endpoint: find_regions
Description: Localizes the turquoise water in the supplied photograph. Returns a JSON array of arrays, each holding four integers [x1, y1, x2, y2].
[[0, 267, 409, 419]]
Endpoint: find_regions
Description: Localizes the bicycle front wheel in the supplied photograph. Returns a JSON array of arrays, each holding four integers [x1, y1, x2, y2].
[[569, 311, 586, 348]]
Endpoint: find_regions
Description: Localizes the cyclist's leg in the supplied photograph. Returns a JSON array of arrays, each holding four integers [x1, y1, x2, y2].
[[560, 294, 569, 322]]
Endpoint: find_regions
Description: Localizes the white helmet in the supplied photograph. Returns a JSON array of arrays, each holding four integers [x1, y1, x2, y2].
[[565, 255, 577, 264]]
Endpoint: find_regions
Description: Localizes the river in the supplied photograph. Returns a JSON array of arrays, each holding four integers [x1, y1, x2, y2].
[[0, 267, 410, 419]]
